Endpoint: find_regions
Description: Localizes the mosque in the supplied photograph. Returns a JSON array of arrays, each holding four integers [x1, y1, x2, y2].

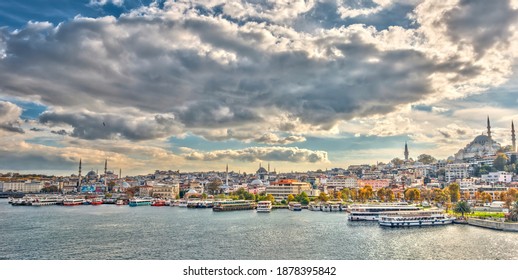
[[454, 117, 516, 161]]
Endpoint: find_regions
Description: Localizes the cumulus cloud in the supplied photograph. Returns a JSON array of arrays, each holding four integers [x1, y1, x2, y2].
[[0, 101, 24, 133], [1, 0, 514, 142], [255, 133, 306, 145], [1, 0, 518, 172], [89, 0, 124, 6], [184, 146, 329, 163]]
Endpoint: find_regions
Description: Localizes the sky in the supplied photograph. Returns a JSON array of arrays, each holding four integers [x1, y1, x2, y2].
[[1, 0, 518, 176]]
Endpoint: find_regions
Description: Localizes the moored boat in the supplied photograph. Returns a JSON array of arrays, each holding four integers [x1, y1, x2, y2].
[[308, 202, 321, 211], [128, 197, 152, 207], [116, 199, 128, 205], [288, 202, 302, 211], [32, 196, 61, 206], [90, 197, 103, 205], [330, 203, 341, 212], [151, 199, 167, 206], [213, 200, 256, 212], [256, 201, 272, 213], [348, 203, 420, 221], [178, 200, 188, 207], [63, 197, 85, 206], [378, 210, 455, 227]]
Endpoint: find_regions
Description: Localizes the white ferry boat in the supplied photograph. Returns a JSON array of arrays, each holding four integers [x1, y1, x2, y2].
[[213, 200, 256, 212], [321, 203, 330, 212], [348, 204, 420, 221], [63, 197, 85, 206], [178, 200, 188, 207], [32, 196, 61, 206], [330, 203, 341, 212], [308, 202, 321, 211], [256, 201, 272, 213], [378, 210, 455, 227], [289, 202, 302, 211], [128, 197, 152, 207]]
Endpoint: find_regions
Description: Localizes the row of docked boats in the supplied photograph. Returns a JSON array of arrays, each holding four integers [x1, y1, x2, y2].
[[169, 199, 274, 212]]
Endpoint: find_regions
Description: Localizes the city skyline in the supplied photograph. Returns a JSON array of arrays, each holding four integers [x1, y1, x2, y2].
[[1, 0, 518, 175]]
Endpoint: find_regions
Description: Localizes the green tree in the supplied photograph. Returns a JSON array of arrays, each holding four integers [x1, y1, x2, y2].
[[318, 192, 329, 202], [404, 188, 420, 202], [391, 157, 405, 166], [207, 178, 223, 195], [454, 201, 471, 217], [417, 154, 437, 164], [265, 194, 275, 203], [509, 201, 518, 222], [341, 188, 351, 201], [40, 185, 58, 193], [376, 188, 386, 202], [287, 194, 295, 203], [493, 153, 508, 171], [447, 183, 461, 203]]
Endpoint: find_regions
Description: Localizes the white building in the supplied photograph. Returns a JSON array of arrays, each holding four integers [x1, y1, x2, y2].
[[326, 176, 358, 190], [481, 171, 513, 184], [1, 181, 43, 193], [266, 179, 312, 201], [445, 163, 469, 182], [456, 178, 479, 188]]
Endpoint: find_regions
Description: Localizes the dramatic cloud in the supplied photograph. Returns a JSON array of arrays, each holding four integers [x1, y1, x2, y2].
[[39, 110, 183, 140], [184, 146, 329, 163], [1, 0, 518, 173], [0, 101, 24, 133], [1, 0, 514, 142]]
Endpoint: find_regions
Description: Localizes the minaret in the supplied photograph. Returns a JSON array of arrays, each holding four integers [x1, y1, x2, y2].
[[104, 159, 107, 176], [404, 142, 409, 161], [512, 121, 516, 152], [487, 116, 492, 140], [225, 164, 229, 186], [78, 159, 82, 187], [119, 168, 122, 180]]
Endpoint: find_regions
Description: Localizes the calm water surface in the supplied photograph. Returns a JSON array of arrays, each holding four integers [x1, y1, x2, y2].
[[1, 200, 517, 260]]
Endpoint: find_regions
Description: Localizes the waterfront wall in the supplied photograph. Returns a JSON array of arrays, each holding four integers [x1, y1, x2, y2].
[[468, 218, 518, 232]]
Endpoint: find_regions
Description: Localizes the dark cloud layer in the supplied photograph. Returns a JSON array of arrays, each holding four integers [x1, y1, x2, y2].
[[443, 0, 518, 57], [0, 0, 516, 143], [39, 111, 182, 140]]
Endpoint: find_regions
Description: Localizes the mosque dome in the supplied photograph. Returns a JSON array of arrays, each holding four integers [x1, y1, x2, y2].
[[455, 134, 501, 160], [256, 167, 267, 174], [473, 135, 491, 145], [86, 170, 97, 177], [250, 179, 263, 186]]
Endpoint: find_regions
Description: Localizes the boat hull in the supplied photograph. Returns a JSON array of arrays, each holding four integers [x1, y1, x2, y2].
[[379, 218, 455, 227]]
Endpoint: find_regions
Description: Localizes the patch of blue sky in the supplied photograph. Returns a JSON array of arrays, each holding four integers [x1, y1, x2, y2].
[[168, 134, 252, 153], [0, 0, 159, 29], [0, 98, 48, 119], [294, 1, 418, 32], [26, 137, 64, 148], [460, 81, 518, 110], [290, 134, 433, 162]]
